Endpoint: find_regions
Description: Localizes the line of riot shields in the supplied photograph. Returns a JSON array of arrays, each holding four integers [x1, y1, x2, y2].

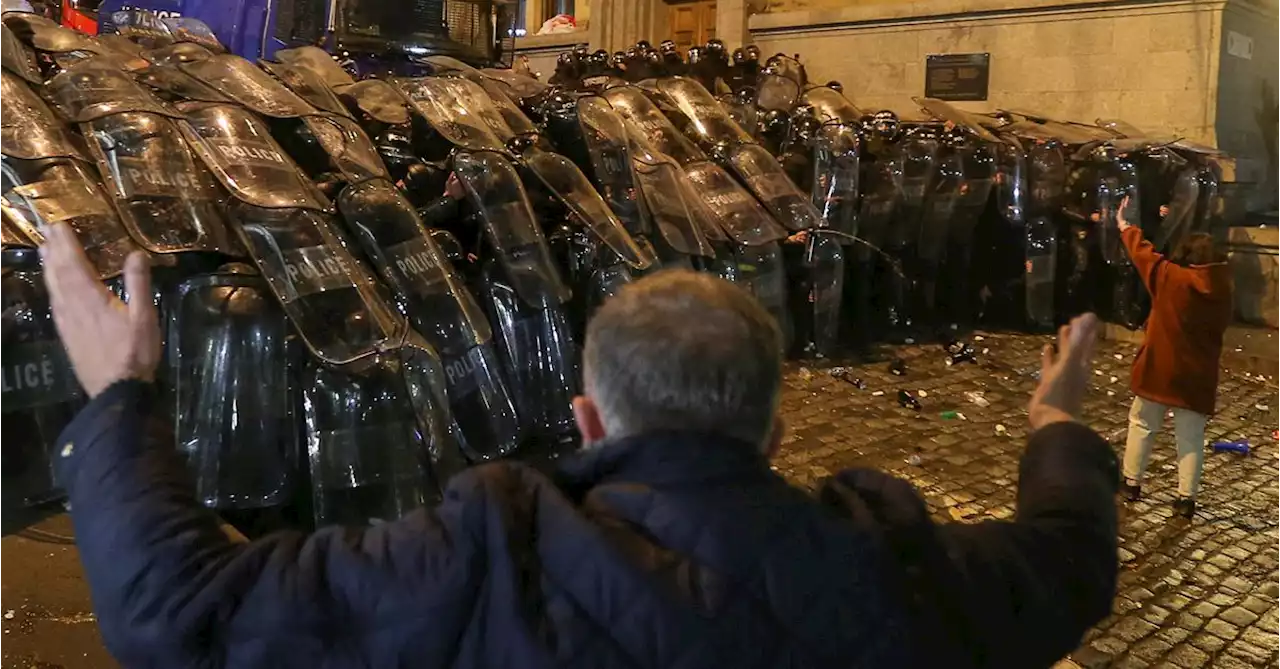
[[0, 14, 1230, 533]]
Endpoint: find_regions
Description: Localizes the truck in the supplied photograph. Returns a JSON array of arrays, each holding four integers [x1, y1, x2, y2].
[[52, 0, 515, 72]]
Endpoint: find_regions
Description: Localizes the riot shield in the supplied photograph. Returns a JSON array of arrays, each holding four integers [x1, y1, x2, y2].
[[274, 46, 356, 90], [336, 179, 522, 462], [166, 266, 298, 510], [298, 113, 390, 185], [341, 79, 411, 126], [2, 72, 139, 278], [803, 86, 862, 124], [1025, 215, 1057, 329], [628, 140, 715, 258], [807, 231, 845, 357], [1, 247, 84, 509], [521, 148, 656, 270], [727, 144, 822, 232], [889, 130, 940, 251], [755, 69, 800, 114], [180, 102, 403, 366], [259, 59, 353, 118], [144, 42, 214, 66], [1154, 167, 1199, 252], [684, 160, 789, 246], [303, 343, 463, 526], [393, 77, 507, 152], [917, 149, 964, 264], [453, 150, 571, 309], [135, 63, 230, 103], [949, 141, 997, 245], [454, 151, 580, 449], [160, 17, 224, 52], [996, 141, 1026, 226], [3, 13, 102, 55], [2, 23, 39, 83], [601, 85, 703, 165], [182, 54, 317, 119], [737, 242, 792, 345], [45, 64, 238, 256], [1095, 157, 1141, 267], [811, 122, 861, 237], [43, 59, 175, 122], [558, 95, 649, 237], [1028, 142, 1067, 215], [654, 77, 754, 146]]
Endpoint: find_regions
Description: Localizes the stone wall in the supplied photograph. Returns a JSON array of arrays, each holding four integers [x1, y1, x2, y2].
[[749, 0, 1278, 206], [750, 0, 1223, 135]]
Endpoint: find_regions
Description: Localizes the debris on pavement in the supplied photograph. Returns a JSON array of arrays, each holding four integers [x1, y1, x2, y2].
[[995, 424, 1008, 436], [898, 390, 921, 411], [797, 367, 813, 382], [917, 390, 928, 398], [963, 391, 989, 407], [1211, 440, 1250, 456], [941, 410, 959, 420], [3, 611, 13, 620], [871, 390, 885, 397], [906, 454, 922, 466], [888, 358, 907, 376]]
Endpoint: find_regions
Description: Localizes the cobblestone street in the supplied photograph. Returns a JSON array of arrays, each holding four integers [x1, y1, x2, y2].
[[2, 331, 1277, 668], [773, 331, 1279, 668]]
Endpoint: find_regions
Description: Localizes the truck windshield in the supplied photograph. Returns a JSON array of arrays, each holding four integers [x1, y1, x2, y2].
[[341, 0, 446, 40]]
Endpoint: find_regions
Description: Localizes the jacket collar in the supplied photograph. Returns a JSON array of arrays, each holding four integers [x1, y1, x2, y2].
[[552, 430, 775, 501]]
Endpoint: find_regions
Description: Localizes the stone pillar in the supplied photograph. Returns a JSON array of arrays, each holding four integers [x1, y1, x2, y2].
[[716, 0, 761, 49], [588, 0, 664, 53]]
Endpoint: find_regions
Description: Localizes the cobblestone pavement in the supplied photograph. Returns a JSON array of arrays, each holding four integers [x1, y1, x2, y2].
[[773, 331, 1279, 668], [2, 331, 1277, 668]]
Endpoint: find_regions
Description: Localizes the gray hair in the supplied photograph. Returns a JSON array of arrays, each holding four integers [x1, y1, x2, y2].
[[582, 270, 783, 446]]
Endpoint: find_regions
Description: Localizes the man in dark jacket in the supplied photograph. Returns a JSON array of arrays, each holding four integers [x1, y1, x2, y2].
[[40, 219, 1118, 669]]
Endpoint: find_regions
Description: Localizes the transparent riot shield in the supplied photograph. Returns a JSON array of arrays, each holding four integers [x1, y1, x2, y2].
[[807, 231, 845, 357], [996, 141, 1026, 227], [654, 77, 754, 146], [727, 143, 823, 232], [181, 54, 317, 119], [274, 46, 356, 90], [166, 266, 298, 510], [454, 150, 580, 450], [1096, 158, 1141, 267], [45, 62, 239, 256], [803, 86, 862, 124], [1, 247, 84, 509], [1154, 167, 1199, 252], [336, 179, 522, 462], [917, 150, 964, 266], [2, 71, 140, 278], [303, 342, 463, 527], [737, 241, 792, 348], [601, 85, 704, 165], [888, 130, 939, 252], [1025, 215, 1057, 330], [179, 102, 403, 365], [259, 59, 353, 118], [811, 122, 861, 237]]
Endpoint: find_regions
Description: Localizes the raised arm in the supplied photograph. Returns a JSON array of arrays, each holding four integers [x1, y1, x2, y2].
[[40, 224, 483, 667], [1117, 197, 1166, 292], [822, 314, 1118, 667]]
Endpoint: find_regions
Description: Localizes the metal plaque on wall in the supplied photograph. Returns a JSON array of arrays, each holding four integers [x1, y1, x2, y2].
[[925, 53, 990, 101]]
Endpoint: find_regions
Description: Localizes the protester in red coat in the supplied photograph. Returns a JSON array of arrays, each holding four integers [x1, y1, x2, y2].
[[1116, 198, 1233, 519]]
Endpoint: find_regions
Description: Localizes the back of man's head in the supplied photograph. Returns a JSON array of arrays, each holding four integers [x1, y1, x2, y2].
[[581, 270, 783, 448]]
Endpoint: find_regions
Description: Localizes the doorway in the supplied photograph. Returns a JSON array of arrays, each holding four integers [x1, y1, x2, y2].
[[666, 0, 715, 53]]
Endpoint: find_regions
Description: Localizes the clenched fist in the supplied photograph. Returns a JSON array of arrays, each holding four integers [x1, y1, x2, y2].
[[39, 223, 162, 398]]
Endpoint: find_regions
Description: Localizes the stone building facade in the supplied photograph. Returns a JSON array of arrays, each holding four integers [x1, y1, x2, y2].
[[511, 0, 1278, 209]]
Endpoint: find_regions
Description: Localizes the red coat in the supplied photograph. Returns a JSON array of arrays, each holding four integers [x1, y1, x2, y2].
[[1122, 227, 1233, 415]]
